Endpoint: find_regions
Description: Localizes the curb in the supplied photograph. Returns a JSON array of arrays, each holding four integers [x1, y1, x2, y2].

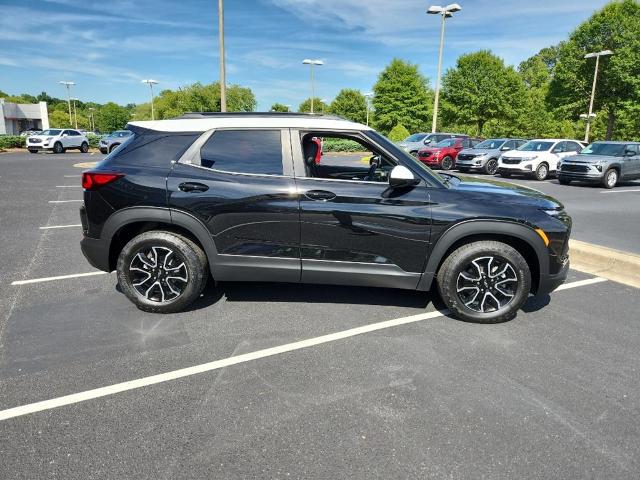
[[570, 239, 640, 288]]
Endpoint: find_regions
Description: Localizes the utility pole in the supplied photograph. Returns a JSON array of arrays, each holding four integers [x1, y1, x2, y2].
[[141, 79, 158, 120], [218, 0, 227, 112], [58, 81, 75, 126], [71, 98, 78, 129], [583, 50, 613, 143]]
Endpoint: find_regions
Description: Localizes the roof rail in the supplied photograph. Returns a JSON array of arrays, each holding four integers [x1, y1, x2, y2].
[[176, 112, 345, 121]]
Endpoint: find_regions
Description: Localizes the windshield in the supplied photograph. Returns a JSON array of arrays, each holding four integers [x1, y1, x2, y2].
[[436, 138, 457, 148], [580, 142, 626, 156], [110, 130, 131, 138], [474, 139, 505, 149], [404, 133, 427, 142], [39, 129, 62, 136], [518, 141, 553, 152]]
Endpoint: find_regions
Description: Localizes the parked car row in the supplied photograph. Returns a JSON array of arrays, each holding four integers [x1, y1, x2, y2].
[[400, 133, 639, 188]]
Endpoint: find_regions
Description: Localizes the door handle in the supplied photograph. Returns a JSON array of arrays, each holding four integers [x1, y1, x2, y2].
[[304, 190, 336, 201], [178, 182, 209, 193]]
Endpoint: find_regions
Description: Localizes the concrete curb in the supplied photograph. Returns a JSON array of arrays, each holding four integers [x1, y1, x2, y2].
[[570, 239, 640, 288]]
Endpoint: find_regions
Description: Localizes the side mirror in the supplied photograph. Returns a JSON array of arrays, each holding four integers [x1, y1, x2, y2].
[[423, 138, 432, 145], [501, 145, 511, 151], [389, 165, 418, 188], [62, 134, 68, 138], [369, 155, 381, 166], [624, 150, 635, 157]]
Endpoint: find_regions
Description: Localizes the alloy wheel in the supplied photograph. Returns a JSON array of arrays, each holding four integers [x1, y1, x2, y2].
[[128, 246, 189, 303], [606, 170, 618, 188], [536, 164, 548, 180], [486, 159, 498, 175], [456, 256, 518, 313]]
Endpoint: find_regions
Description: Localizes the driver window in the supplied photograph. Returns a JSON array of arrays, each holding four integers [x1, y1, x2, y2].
[[300, 133, 397, 183]]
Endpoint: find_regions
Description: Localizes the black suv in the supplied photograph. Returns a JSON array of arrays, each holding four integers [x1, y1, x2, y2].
[[80, 113, 571, 323]]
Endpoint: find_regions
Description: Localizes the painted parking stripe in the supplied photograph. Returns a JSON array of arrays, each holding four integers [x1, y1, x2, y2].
[[39, 224, 82, 230], [0, 277, 607, 421], [48, 200, 83, 204], [64, 175, 82, 178], [555, 277, 607, 291], [55, 185, 82, 188], [600, 189, 640, 194], [11, 271, 107, 286]]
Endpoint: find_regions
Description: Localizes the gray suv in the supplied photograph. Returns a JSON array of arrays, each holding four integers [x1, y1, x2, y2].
[[99, 130, 133, 154], [558, 141, 640, 188], [456, 138, 527, 175], [398, 132, 466, 156]]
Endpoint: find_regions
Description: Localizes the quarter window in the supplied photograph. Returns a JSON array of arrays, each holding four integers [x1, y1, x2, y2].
[[199, 130, 283, 175]]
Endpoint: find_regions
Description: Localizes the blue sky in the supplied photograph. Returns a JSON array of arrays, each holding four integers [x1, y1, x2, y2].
[[0, 0, 609, 110]]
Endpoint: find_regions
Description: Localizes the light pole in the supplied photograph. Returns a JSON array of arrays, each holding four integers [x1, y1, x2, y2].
[[218, 0, 227, 112], [58, 81, 75, 127], [88, 107, 95, 131], [141, 79, 159, 120], [583, 49, 613, 143], [302, 59, 323, 113], [364, 92, 373, 126], [70, 98, 79, 129], [427, 3, 461, 133]]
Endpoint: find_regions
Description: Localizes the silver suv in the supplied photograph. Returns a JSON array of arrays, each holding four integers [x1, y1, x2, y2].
[[398, 132, 466, 156], [99, 130, 133, 154], [456, 138, 527, 174]]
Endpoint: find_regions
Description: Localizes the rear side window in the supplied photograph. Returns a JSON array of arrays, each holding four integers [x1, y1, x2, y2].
[[199, 130, 283, 175], [106, 133, 198, 167]]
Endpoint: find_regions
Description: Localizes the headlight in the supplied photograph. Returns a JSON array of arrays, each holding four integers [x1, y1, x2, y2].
[[475, 154, 486, 159], [46, 137, 53, 141], [557, 160, 562, 168], [595, 164, 603, 172], [543, 209, 562, 217]]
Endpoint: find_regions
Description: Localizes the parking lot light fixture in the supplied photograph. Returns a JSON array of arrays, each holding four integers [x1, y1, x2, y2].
[[70, 98, 80, 129], [88, 107, 95, 132], [427, 3, 462, 133], [364, 92, 374, 126], [583, 50, 613, 143], [141, 79, 159, 121], [302, 59, 324, 114], [58, 81, 75, 127]]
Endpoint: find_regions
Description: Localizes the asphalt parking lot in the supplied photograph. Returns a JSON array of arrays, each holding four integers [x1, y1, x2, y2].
[[1, 151, 640, 479]]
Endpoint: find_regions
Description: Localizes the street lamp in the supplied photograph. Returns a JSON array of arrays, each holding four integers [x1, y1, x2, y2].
[[427, 3, 462, 133], [582, 49, 613, 143], [364, 92, 373, 126], [218, 0, 227, 112], [302, 59, 323, 114], [70, 98, 79, 129], [88, 107, 95, 132], [58, 81, 75, 126], [141, 79, 159, 120]]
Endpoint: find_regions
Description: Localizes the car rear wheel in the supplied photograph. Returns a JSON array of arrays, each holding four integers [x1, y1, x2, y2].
[[534, 162, 549, 181], [602, 168, 618, 189], [484, 159, 498, 175], [441, 156, 453, 170], [117, 231, 209, 313], [109, 143, 120, 153], [437, 240, 531, 323], [80, 142, 89, 153], [53, 142, 64, 154]]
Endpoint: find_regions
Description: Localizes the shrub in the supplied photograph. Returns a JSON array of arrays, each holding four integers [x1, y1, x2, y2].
[[321, 138, 365, 152], [0, 135, 25, 149], [86, 134, 101, 149], [388, 124, 411, 142]]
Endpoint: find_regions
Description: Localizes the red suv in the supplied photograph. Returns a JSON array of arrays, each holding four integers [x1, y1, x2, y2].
[[417, 137, 482, 170]]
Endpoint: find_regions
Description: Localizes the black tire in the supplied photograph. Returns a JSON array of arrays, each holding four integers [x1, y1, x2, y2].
[[80, 142, 89, 153], [28, 150, 38, 154], [100, 148, 108, 154], [410, 150, 418, 157], [534, 162, 549, 181], [484, 158, 499, 175], [441, 156, 453, 170], [458, 167, 470, 173], [109, 143, 120, 153], [499, 171, 512, 178], [558, 177, 571, 185], [53, 142, 64, 154], [437, 240, 531, 323], [602, 168, 618, 189], [116, 231, 209, 313]]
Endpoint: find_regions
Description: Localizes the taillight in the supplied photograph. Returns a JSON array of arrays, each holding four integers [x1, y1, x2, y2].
[[82, 171, 124, 190]]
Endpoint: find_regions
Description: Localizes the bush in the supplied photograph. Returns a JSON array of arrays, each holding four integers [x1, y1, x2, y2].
[[321, 138, 365, 152], [0, 135, 25, 149], [388, 124, 411, 142], [86, 134, 101, 149]]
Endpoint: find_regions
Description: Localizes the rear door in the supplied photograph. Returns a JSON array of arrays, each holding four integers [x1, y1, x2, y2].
[[623, 144, 640, 178], [167, 128, 301, 283]]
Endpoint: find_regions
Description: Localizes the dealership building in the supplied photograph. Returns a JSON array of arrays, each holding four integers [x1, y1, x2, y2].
[[0, 99, 49, 135]]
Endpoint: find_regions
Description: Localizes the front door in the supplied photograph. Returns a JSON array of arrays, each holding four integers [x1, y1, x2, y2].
[[167, 128, 301, 283], [292, 131, 432, 290]]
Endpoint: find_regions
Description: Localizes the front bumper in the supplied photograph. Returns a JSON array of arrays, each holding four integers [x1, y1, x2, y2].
[[558, 171, 604, 182], [537, 258, 569, 295]]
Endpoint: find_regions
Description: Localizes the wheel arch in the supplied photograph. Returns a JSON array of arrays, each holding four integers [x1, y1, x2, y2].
[[418, 220, 548, 294], [102, 207, 217, 274]]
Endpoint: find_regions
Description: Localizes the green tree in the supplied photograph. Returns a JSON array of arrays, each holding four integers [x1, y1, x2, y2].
[[441, 50, 526, 135], [154, 82, 256, 119], [49, 110, 72, 128], [549, 0, 640, 139], [96, 103, 131, 132], [388, 124, 411, 142], [372, 58, 432, 134], [329, 89, 367, 123], [0, 90, 9, 98], [298, 97, 328, 113], [270, 103, 290, 112]]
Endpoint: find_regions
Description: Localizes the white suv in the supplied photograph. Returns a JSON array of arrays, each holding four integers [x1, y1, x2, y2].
[[498, 139, 584, 180], [26, 128, 89, 154]]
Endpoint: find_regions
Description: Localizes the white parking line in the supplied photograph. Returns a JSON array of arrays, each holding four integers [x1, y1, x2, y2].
[[600, 189, 640, 194], [555, 277, 607, 291], [64, 175, 82, 178], [0, 276, 607, 421], [56, 185, 82, 188], [39, 224, 82, 230], [11, 271, 107, 286], [48, 200, 83, 204]]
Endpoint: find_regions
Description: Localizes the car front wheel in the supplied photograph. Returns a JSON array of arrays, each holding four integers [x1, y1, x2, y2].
[[441, 156, 453, 170], [602, 168, 618, 189], [534, 162, 549, 181], [53, 142, 64, 154], [117, 231, 209, 313], [437, 240, 531, 323], [484, 159, 499, 175]]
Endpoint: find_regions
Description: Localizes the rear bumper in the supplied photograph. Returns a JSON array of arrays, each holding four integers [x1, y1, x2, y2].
[[80, 235, 111, 272], [536, 258, 569, 295]]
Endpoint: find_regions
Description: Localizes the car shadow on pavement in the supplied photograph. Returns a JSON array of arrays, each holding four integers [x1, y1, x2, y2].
[[522, 293, 551, 313]]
